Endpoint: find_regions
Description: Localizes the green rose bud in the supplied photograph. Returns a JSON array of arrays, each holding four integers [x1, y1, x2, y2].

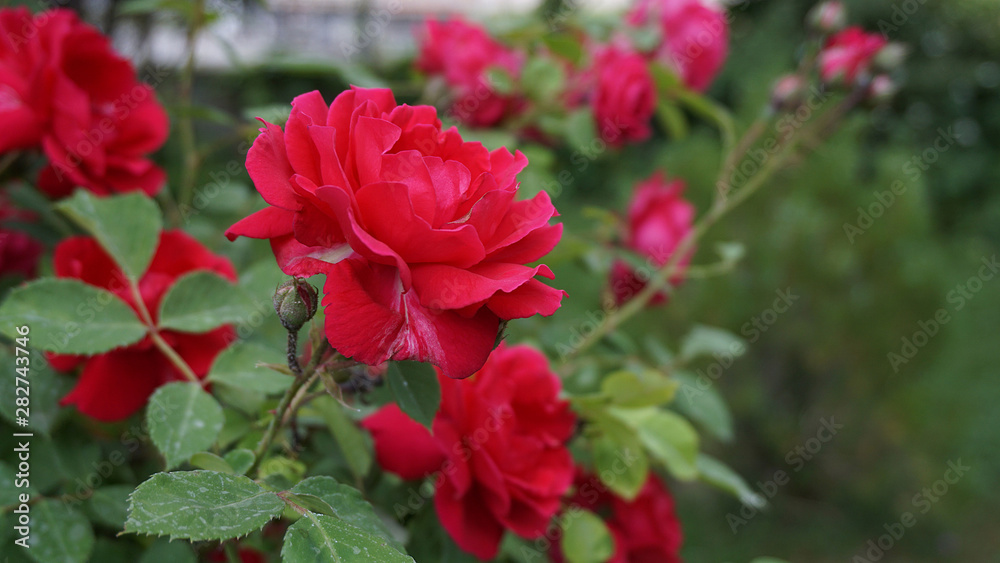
[[273, 278, 319, 332]]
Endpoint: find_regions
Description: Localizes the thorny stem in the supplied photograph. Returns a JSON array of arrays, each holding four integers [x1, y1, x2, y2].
[[286, 331, 303, 378]]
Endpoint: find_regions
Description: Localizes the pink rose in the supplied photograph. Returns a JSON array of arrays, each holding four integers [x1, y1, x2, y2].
[[610, 172, 695, 306], [416, 18, 525, 128], [818, 27, 887, 86], [627, 0, 729, 92], [589, 44, 657, 147]]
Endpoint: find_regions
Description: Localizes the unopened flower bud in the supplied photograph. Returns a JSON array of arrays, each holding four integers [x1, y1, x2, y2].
[[273, 278, 319, 332], [807, 1, 847, 34], [770, 74, 807, 112], [872, 42, 908, 73], [866, 74, 898, 105]]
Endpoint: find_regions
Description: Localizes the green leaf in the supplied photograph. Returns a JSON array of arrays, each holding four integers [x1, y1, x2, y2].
[[590, 421, 649, 501], [522, 57, 566, 102], [485, 66, 515, 95], [315, 397, 373, 483], [207, 342, 292, 394], [542, 33, 583, 64], [27, 500, 95, 563], [84, 485, 133, 530], [56, 190, 161, 281], [157, 271, 254, 333], [283, 493, 337, 516], [0, 352, 72, 435], [147, 382, 224, 470], [386, 361, 441, 431], [125, 471, 286, 541], [281, 512, 414, 563], [0, 279, 147, 354], [290, 476, 403, 552], [600, 370, 678, 409], [611, 407, 699, 481], [672, 371, 734, 442], [224, 449, 256, 476], [679, 324, 746, 364], [565, 108, 596, 154], [696, 453, 766, 509], [656, 101, 689, 139], [559, 509, 614, 563], [188, 452, 234, 474]]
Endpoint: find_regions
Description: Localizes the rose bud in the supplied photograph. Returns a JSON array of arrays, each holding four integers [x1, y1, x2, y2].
[[273, 278, 319, 332], [866, 74, 899, 105], [807, 1, 847, 35], [770, 74, 807, 113]]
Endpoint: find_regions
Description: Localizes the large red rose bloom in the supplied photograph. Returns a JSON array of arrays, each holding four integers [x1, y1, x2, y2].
[[47, 231, 236, 422], [226, 87, 565, 378], [362, 344, 576, 560], [626, 0, 729, 92], [0, 7, 168, 197], [610, 172, 695, 306], [416, 18, 524, 128]]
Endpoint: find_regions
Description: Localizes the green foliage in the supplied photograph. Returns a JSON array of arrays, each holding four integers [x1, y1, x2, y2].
[[27, 500, 95, 563], [610, 407, 700, 481], [207, 341, 292, 394], [55, 191, 162, 282], [157, 271, 254, 333], [290, 476, 403, 551], [281, 512, 414, 563], [0, 352, 71, 435], [0, 280, 147, 354], [559, 509, 615, 563], [125, 471, 287, 541], [147, 382, 225, 469], [386, 361, 441, 432]]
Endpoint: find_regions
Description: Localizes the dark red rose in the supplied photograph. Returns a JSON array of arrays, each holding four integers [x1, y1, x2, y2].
[[47, 231, 236, 422], [610, 172, 695, 306], [0, 7, 168, 197], [225, 87, 564, 378], [551, 472, 684, 563], [362, 344, 576, 560], [0, 196, 43, 279], [818, 27, 887, 86], [207, 546, 266, 563], [588, 44, 657, 148], [626, 0, 729, 92], [416, 18, 525, 127]]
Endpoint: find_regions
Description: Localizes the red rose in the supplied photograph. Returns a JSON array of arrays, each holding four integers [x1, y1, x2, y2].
[[225, 87, 564, 378], [207, 546, 266, 563], [0, 8, 168, 197], [47, 231, 236, 422], [552, 472, 684, 563], [818, 27, 887, 86], [610, 172, 695, 306], [416, 18, 525, 127], [362, 344, 576, 560], [626, 0, 729, 92], [0, 197, 43, 279], [589, 44, 657, 148]]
